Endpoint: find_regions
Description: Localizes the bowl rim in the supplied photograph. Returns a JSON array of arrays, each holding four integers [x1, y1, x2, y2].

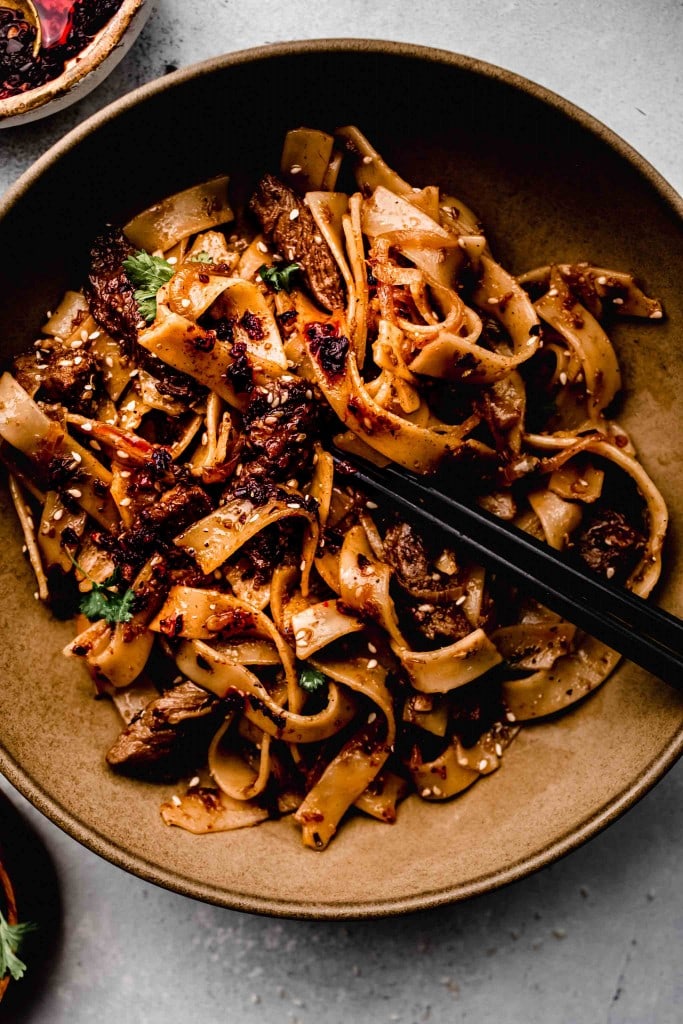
[[0, 0, 149, 121], [0, 38, 682, 919]]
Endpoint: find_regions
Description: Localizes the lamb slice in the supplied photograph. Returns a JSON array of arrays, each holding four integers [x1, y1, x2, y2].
[[84, 227, 140, 349], [106, 681, 220, 775], [249, 173, 345, 311]]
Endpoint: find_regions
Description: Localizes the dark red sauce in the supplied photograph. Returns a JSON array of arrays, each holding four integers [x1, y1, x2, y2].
[[0, 0, 123, 100]]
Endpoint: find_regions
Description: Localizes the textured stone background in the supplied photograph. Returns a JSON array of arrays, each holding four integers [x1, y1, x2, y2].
[[1, 2, 682, 1022]]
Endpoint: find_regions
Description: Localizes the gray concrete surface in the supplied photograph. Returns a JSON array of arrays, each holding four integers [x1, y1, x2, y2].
[[1, 2, 682, 1021]]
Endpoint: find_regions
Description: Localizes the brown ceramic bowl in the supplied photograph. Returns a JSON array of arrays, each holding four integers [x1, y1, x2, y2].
[[0, 41, 682, 919], [0, 0, 152, 128]]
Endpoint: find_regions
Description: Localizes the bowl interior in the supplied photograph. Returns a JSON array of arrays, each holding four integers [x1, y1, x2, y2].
[[0, 42, 682, 917]]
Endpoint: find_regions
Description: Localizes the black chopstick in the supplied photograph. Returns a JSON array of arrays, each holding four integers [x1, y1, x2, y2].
[[332, 453, 683, 690]]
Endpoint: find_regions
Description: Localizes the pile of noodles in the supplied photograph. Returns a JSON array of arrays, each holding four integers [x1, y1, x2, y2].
[[0, 126, 667, 849]]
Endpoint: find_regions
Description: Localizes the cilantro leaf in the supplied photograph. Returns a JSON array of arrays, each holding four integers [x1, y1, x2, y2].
[[299, 666, 327, 693], [190, 251, 213, 263], [122, 251, 175, 325], [0, 911, 37, 982], [258, 261, 301, 293], [78, 567, 135, 626]]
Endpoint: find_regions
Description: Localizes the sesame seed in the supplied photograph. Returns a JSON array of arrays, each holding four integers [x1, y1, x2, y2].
[[189, 776, 200, 788], [559, 372, 568, 385], [167, 256, 178, 265], [33, 591, 39, 600], [650, 309, 663, 319], [287, 478, 298, 488], [66, 488, 82, 498], [305, 389, 313, 400], [577, 478, 589, 487], [90, 440, 101, 451], [547, 287, 559, 297], [612, 297, 624, 305], [487, 297, 499, 305], [455, 595, 466, 606], [53, 509, 64, 522], [120, 470, 131, 479], [119, 497, 132, 507], [289, 208, 300, 221], [606, 567, 616, 579], [506, 711, 516, 722], [299, 560, 306, 572], [80, 421, 93, 432], [367, 658, 378, 670], [181, 298, 191, 308], [495, 743, 503, 757], [129, 369, 139, 378], [116, 450, 129, 460], [366, 500, 378, 510], [421, 787, 432, 797], [432, 785, 442, 796], [71, 451, 82, 463], [368, 643, 377, 654], [70, 339, 83, 349], [256, 241, 269, 253], [80, 330, 89, 342], [417, 604, 434, 613], [171, 795, 182, 807], [264, 415, 278, 425], [596, 275, 607, 285], [89, 331, 101, 340], [201, 432, 208, 446], [125, 400, 136, 411], [286, 502, 301, 509], [478, 759, 488, 771], [21, 544, 27, 553], [367, 712, 377, 724], [105, 355, 114, 367], [290, 164, 302, 174], [313, 234, 323, 244], [295, 630, 306, 642], [362, 155, 373, 165]]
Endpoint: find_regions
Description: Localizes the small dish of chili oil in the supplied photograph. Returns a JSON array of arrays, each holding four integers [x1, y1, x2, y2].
[[0, 1, 126, 99], [0, 0, 151, 126]]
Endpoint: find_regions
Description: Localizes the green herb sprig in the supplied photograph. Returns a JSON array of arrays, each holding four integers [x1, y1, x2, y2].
[[0, 911, 36, 982], [122, 251, 175, 324], [299, 666, 327, 694], [69, 556, 135, 626], [258, 261, 301, 293]]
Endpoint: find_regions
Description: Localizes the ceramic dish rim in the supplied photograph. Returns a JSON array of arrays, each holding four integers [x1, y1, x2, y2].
[[0, 37, 682, 919]]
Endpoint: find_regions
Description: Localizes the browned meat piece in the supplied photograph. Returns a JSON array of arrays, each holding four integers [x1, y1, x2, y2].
[[249, 174, 345, 311], [383, 522, 431, 589], [106, 681, 220, 775], [35, 344, 100, 414], [576, 508, 645, 584], [117, 483, 213, 570], [403, 601, 472, 645], [241, 377, 320, 480], [148, 358, 207, 407], [84, 227, 140, 349]]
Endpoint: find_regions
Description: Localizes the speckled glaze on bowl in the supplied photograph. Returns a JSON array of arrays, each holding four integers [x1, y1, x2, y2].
[[0, 0, 152, 128], [0, 40, 681, 919]]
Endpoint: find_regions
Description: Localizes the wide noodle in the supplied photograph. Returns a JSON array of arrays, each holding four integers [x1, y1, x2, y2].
[[0, 124, 668, 850]]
